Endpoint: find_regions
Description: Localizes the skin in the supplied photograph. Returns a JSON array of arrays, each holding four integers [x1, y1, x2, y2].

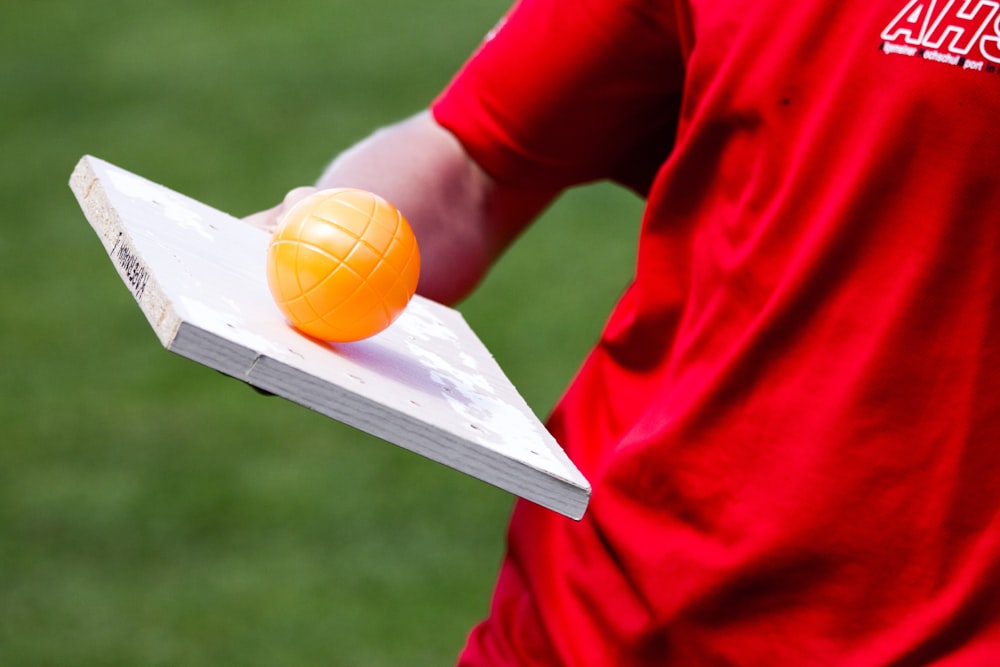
[[245, 111, 558, 305]]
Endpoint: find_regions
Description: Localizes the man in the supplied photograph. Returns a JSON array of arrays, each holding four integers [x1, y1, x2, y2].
[[249, 0, 1000, 664]]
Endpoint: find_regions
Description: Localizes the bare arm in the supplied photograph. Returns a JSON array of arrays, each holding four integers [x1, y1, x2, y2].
[[246, 111, 558, 305]]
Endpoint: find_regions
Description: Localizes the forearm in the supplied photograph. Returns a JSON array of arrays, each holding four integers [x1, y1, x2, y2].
[[248, 111, 557, 305], [318, 111, 506, 304]]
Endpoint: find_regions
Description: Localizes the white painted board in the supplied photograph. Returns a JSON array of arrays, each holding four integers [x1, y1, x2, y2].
[[69, 155, 590, 520]]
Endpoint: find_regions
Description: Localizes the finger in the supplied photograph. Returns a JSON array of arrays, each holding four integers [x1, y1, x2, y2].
[[243, 204, 283, 232]]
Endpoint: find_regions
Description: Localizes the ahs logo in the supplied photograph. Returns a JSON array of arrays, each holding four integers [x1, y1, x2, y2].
[[881, 0, 1000, 69]]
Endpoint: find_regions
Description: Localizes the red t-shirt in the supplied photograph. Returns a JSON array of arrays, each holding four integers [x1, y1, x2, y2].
[[433, 0, 1000, 664]]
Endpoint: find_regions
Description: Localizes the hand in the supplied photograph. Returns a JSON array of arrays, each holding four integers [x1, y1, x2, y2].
[[243, 186, 318, 233]]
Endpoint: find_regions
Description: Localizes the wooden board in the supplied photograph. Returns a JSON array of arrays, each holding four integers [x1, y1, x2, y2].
[[69, 155, 590, 519]]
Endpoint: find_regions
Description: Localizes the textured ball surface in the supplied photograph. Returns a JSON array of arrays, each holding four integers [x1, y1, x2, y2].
[[266, 188, 421, 342]]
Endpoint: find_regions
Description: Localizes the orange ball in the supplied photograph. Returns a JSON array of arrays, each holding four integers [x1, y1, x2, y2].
[[265, 188, 421, 342]]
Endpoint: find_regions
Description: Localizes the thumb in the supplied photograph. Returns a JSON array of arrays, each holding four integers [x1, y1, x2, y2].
[[243, 186, 318, 232]]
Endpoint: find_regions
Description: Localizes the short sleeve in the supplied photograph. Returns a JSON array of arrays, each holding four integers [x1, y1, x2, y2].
[[431, 0, 686, 194]]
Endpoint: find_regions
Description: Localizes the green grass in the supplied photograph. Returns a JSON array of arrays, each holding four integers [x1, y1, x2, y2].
[[0, 1, 642, 664]]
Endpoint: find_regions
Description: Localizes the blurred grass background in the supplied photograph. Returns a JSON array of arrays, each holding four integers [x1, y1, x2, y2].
[[0, 0, 642, 664]]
